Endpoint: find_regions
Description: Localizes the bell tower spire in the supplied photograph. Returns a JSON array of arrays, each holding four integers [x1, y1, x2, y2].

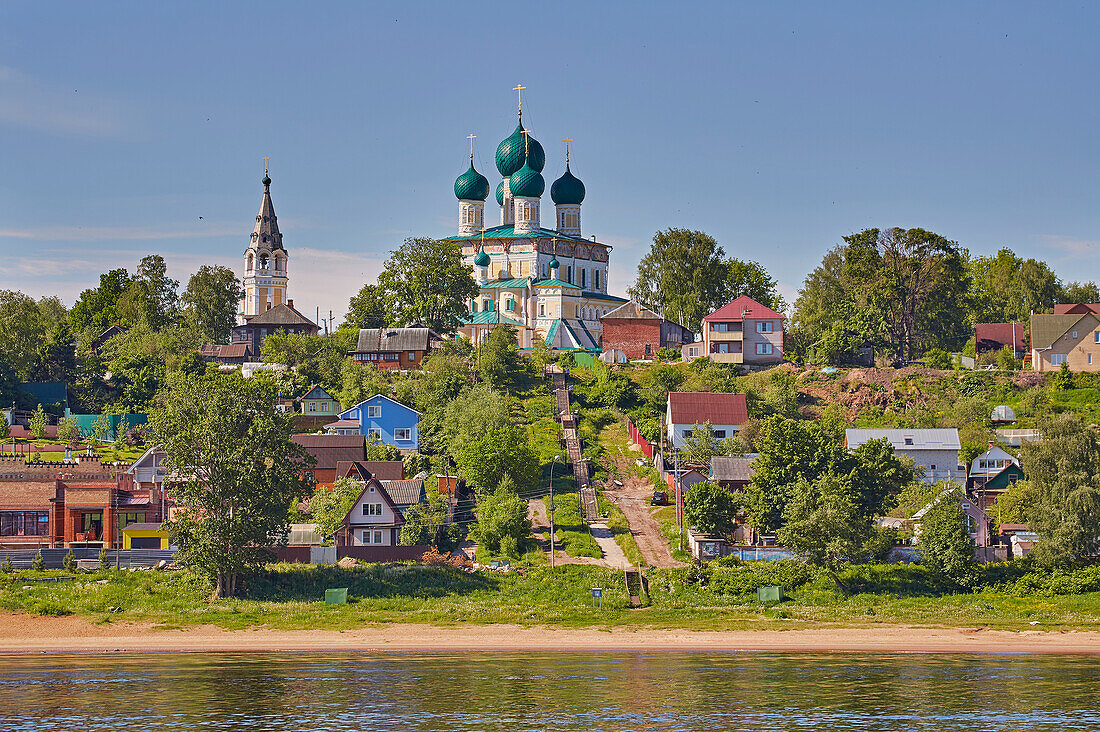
[[241, 163, 289, 319]]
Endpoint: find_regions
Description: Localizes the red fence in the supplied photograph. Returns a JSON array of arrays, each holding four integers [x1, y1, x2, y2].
[[274, 545, 430, 563], [624, 418, 655, 458]]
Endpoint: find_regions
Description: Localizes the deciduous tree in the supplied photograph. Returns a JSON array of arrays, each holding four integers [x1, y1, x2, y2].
[[683, 481, 741, 536], [455, 424, 540, 495], [629, 228, 728, 331], [918, 493, 979, 588], [376, 237, 477, 333], [180, 265, 244, 343]]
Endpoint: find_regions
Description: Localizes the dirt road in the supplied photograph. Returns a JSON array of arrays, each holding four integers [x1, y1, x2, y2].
[[603, 454, 683, 568]]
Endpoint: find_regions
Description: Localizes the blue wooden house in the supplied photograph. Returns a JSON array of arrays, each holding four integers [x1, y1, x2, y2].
[[332, 394, 420, 452]]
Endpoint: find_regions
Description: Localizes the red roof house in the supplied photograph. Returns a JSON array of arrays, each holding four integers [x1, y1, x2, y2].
[[666, 392, 749, 449], [975, 322, 1026, 357], [701, 296, 785, 366]]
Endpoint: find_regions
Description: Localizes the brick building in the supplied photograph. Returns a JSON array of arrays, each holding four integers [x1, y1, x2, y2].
[[599, 301, 695, 360], [0, 456, 167, 549]]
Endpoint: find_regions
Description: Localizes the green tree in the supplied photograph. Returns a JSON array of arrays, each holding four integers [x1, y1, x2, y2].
[[470, 475, 529, 556], [31, 552, 44, 571], [364, 437, 402, 461], [343, 283, 388, 330], [0, 290, 61, 382], [918, 494, 979, 588], [98, 546, 109, 570], [0, 412, 8, 440], [478, 324, 520, 390], [180, 265, 244, 343], [376, 237, 477, 333], [439, 384, 512, 458], [724, 257, 783, 311], [1061, 281, 1100, 304], [778, 473, 873, 591], [68, 268, 133, 334], [629, 228, 728, 331], [763, 370, 800, 418], [924, 348, 951, 370], [339, 360, 390, 409], [399, 491, 448, 546], [63, 549, 77, 572], [968, 248, 1061, 324], [133, 254, 179, 328], [150, 372, 312, 597], [1052, 361, 1074, 390], [455, 425, 540, 495], [1019, 415, 1100, 566], [56, 417, 80, 445], [683, 481, 741, 536], [310, 477, 363, 543], [28, 404, 47, 440], [681, 422, 719, 465], [992, 479, 1039, 527], [847, 437, 919, 517]]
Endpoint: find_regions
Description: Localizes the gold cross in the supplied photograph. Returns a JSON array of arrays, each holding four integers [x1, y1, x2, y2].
[[521, 128, 533, 155], [466, 134, 476, 160], [513, 84, 526, 115], [263, 156, 270, 173], [563, 138, 572, 163]]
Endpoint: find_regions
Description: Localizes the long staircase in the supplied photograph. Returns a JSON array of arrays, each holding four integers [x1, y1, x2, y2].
[[550, 368, 599, 523]]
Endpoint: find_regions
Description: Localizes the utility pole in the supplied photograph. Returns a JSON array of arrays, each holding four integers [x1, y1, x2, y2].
[[549, 454, 559, 569], [675, 449, 683, 551]]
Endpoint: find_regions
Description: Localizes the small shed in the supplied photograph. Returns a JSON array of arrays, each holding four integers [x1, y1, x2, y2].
[[991, 405, 1016, 424], [599, 349, 627, 365], [122, 522, 169, 549]]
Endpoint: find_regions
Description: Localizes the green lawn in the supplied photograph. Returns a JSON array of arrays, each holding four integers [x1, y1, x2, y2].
[[4, 561, 1100, 632]]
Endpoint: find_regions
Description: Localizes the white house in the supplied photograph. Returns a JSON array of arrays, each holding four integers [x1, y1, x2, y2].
[[666, 392, 749, 450], [340, 478, 404, 547], [845, 428, 964, 485], [970, 444, 1020, 480]]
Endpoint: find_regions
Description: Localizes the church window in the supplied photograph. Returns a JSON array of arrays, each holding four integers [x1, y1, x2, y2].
[[580, 269, 587, 288], [247, 254, 254, 272], [471, 302, 478, 313], [566, 266, 572, 283], [259, 254, 269, 269], [485, 299, 494, 312], [594, 270, 601, 290], [539, 303, 546, 317]]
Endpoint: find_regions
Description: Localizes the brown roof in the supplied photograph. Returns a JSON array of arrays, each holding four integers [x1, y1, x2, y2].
[[668, 392, 748, 426], [199, 344, 250, 358], [325, 419, 360, 429], [1054, 303, 1100, 315], [703, 296, 784, 323], [975, 323, 1026, 353], [1030, 313, 1086, 350], [290, 434, 366, 469], [244, 303, 320, 329], [334, 460, 405, 482]]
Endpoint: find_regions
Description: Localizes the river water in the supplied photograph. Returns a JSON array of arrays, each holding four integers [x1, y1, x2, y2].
[[0, 652, 1097, 731]]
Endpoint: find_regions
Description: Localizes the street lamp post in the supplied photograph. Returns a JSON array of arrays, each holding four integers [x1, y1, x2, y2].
[[549, 454, 560, 569]]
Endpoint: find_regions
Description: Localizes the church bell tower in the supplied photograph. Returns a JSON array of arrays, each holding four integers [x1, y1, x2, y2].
[[241, 166, 288, 319]]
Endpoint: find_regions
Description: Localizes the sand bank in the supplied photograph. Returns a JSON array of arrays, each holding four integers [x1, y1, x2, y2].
[[1, 613, 1099, 655]]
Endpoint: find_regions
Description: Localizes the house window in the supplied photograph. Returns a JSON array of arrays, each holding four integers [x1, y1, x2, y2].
[[1090, 354, 1094, 365], [756, 321, 773, 333], [904, 438, 913, 445], [755, 343, 773, 355], [485, 299, 494, 312], [367, 428, 382, 441], [930, 464, 937, 470], [0, 511, 49, 537], [1051, 354, 1067, 366], [408, 351, 416, 361], [1095, 331, 1099, 343], [394, 428, 412, 441], [683, 430, 693, 438], [714, 430, 726, 439], [374, 530, 384, 544], [716, 323, 728, 332], [645, 344, 651, 356], [307, 402, 317, 413], [367, 406, 382, 419], [304, 470, 315, 482], [362, 529, 385, 544], [320, 403, 329, 413], [362, 503, 383, 516]]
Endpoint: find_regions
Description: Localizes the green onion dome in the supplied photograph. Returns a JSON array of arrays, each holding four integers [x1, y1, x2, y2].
[[454, 162, 490, 201], [474, 248, 491, 267], [509, 160, 545, 198], [495, 180, 505, 207], [549, 257, 559, 269], [550, 164, 585, 205], [495, 123, 545, 177]]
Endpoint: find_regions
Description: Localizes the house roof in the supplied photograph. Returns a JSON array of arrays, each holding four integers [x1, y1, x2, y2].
[[460, 311, 527, 327], [532, 278, 582, 290], [125, 444, 166, 474], [381, 479, 426, 506], [1054, 303, 1100, 315], [479, 278, 531, 290], [334, 460, 404, 482], [242, 303, 319, 329], [1030, 312, 1089, 350], [121, 522, 163, 532], [290, 434, 366, 469], [342, 394, 422, 417], [702, 296, 785, 323], [298, 385, 335, 402], [354, 327, 436, 353], [601, 300, 660, 321], [710, 455, 756, 482], [845, 428, 961, 451], [325, 419, 361, 429], [667, 392, 748, 426], [200, 344, 250, 359], [341, 478, 405, 527], [975, 323, 1027, 352], [443, 224, 601, 246]]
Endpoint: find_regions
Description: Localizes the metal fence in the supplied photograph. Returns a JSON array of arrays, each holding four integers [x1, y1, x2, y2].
[[0, 548, 175, 570]]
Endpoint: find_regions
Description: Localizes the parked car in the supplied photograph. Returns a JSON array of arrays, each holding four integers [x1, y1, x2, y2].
[[651, 491, 667, 506]]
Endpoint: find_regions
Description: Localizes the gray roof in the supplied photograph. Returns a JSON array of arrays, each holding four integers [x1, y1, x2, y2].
[[245, 303, 318, 328], [710, 456, 756, 482], [354, 327, 436, 353], [845, 428, 961, 451], [381, 479, 426, 506], [601, 300, 660, 321]]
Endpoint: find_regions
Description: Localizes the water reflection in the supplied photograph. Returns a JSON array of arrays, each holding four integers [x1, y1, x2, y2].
[[0, 653, 1096, 731]]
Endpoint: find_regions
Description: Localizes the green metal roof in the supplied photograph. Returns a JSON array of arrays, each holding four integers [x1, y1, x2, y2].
[[582, 290, 627, 303], [496, 122, 545, 176], [454, 162, 490, 201], [444, 225, 600, 245], [533, 278, 580, 289], [545, 319, 561, 345], [473, 248, 490, 267], [460, 311, 526, 327], [551, 164, 585, 205], [509, 160, 545, 198], [480, 278, 530, 290]]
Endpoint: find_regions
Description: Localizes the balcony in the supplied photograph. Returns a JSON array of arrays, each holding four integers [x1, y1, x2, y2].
[[709, 324, 743, 341], [709, 351, 744, 364]]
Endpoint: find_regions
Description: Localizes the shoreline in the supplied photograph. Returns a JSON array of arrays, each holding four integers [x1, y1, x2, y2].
[[3, 614, 1100, 655]]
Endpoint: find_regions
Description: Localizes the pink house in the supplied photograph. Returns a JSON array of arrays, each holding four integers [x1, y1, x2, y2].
[[701, 296, 785, 366]]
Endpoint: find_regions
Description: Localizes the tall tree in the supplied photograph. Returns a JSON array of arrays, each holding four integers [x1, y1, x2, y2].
[[1061, 281, 1100, 305], [0, 290, 52, 381], [684, 481, 742, 536], [68, 268, 133, 333], [919, 494, 979, 588], [968, 248, 1060, 324], [724, 258, 783, 311], [343, 283, 388, 330], [135, 254, 180, 323], [455, 424, 540, 495], [181, 265, 244, 343], [629, 228, 728, 331], [151, 372, 312, 597], [376, 237, 477, 333], [1019, 415, 1100, 566]]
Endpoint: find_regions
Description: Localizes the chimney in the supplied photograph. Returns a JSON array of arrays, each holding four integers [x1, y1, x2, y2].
[[287, 299, 294, 309]]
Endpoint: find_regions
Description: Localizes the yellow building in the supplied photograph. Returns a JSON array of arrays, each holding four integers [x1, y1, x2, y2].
[[121, 522, 170, 549]]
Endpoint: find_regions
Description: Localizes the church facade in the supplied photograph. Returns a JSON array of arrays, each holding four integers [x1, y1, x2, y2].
[[445, 103, 625, 350]]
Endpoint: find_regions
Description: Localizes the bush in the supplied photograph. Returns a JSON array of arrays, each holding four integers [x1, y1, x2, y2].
[[1, 557, 12, 573], [1052, 361, 1074, 390], [31, 552, 44, 571], [924, 348, 951, 370], [62, 550, 77, 572], [98, 546, 110, 570]]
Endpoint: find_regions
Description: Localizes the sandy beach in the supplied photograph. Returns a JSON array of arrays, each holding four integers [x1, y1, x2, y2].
[[2, 613, 1099, 655]]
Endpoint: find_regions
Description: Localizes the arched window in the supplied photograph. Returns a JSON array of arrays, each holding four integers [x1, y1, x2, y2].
[[247, 253, 254, 272]]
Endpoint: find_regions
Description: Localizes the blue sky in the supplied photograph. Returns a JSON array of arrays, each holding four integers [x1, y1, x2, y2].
[[1, 2, 1098, 321]]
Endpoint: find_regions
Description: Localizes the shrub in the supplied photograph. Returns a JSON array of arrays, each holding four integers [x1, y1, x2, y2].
[[98, 546, 110, 570], [31, 552, 44, 571], [1, 557, 12, 573], [62, 550, 77, 572], [924, 348, 951, 370], [1052, 361, 1074, 390]]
